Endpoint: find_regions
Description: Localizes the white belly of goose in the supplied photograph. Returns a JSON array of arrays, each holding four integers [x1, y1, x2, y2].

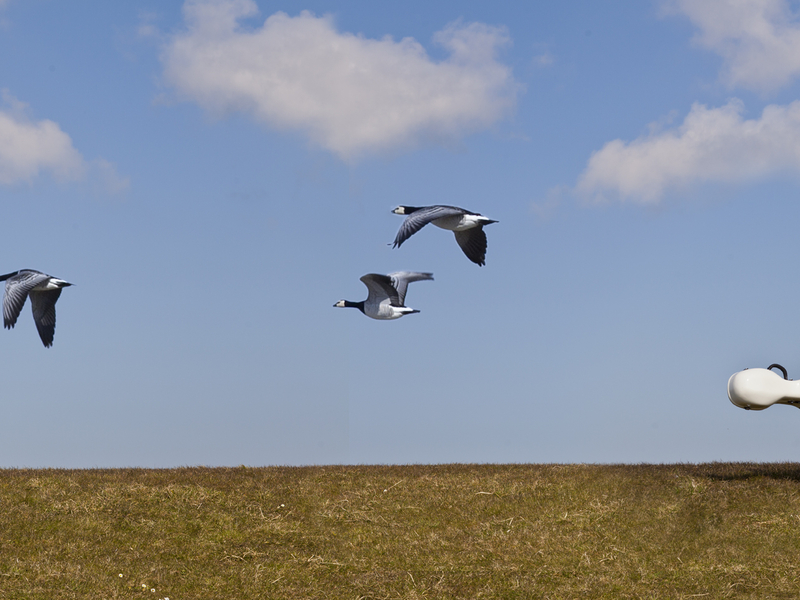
[[431, 214, 483, 232], [365, 300, 415, 320], [32, 278, 70, 292]]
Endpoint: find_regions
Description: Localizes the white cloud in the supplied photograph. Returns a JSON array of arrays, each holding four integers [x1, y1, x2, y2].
[[664, 0, 800, 92], [0, 92, 85, 184], [162, 0, 517, 160], [0, 90, 128, 192], [576, 99, 800, 203], [576, 1, 800, 204]]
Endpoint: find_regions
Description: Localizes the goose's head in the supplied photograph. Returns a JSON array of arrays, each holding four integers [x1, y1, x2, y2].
[[333, 300, 347, 308], [392, 206, 408, 215]]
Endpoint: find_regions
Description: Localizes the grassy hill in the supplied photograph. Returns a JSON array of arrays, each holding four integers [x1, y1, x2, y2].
[[2, 463, 800, 599]]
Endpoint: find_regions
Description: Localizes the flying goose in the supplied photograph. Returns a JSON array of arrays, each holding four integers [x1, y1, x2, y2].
[[392, 205, 498, 266], [1, 269, 73, 347], [334, 272, 433, 320]]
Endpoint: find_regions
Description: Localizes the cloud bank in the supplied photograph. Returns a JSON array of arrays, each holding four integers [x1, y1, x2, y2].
[[664, 0, 800, 92], [162, 0, 517, 160], [577, 99, 800, 203], [0, 91, 128, 192]]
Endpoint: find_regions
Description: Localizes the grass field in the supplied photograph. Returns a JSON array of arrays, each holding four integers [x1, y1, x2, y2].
[[2, 463, 800, 599]]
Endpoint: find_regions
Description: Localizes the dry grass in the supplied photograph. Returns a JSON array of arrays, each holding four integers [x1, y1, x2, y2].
[[2, 463, 800, 598]]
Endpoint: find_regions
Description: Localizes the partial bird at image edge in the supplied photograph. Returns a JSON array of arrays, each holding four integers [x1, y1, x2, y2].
[[1, 269, 73, 347]]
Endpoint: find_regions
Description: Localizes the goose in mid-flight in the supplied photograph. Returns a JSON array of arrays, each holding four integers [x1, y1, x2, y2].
[[392, 205, 498, 266], [1, 269, 73, 347], [334, 272, 433, 320]]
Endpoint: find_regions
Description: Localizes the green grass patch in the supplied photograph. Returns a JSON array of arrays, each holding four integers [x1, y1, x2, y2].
[[3, 463, 800, 598]]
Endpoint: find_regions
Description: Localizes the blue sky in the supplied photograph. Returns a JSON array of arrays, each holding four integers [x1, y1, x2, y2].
[[3, 0, 800, 467]]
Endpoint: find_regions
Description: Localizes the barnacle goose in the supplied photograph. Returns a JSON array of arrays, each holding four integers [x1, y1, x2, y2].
[[334, 272, 433, 320], [392, 205, 498, 266], [0, 269, 73, 347]]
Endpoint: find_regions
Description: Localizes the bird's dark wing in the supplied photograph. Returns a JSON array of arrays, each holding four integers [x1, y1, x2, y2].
[[454, 227, 488, 266], [388, 272, 434, 306], [392, 205, 466, 248], [29, 288, 62, 347], [360, 274, 402, 306], [3, 270, 48, 329]]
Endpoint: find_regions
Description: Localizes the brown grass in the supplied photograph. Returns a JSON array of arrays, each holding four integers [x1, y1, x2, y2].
[[2, 463, 800, 599]]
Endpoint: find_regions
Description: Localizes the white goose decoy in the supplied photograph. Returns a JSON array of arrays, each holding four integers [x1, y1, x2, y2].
[[0, 269, 73, 347], [392, 205, 498, 266], [334, 272, 433, 320]]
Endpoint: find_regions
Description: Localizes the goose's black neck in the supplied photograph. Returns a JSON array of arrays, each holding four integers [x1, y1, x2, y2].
[[346, 300, 366, 314]]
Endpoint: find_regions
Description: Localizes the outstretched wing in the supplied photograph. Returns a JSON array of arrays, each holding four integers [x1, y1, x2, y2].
[[392, 206, 466, 248], [30, 288, 62, 347], [3, 270, 49, 329], [388, 271, 434, 306], [360, 274, 402, 306], [454, 227, 488, 266]]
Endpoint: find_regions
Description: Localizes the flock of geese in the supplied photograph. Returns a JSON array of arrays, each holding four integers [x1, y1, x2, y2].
[[334, 204, 498, 320], [0, 204, 497, 347]]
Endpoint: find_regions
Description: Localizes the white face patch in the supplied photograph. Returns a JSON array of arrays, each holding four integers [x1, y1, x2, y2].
[[334, 300, 346, 307], [392, 207, 405, 214]]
